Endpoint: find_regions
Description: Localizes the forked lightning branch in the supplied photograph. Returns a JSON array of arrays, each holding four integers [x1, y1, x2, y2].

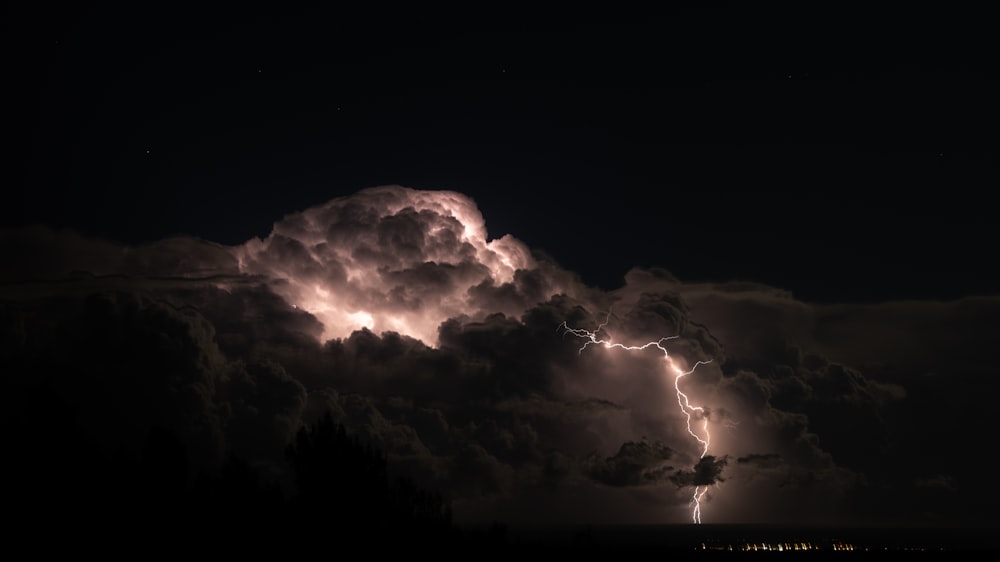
[[560, 318, 714, 524]]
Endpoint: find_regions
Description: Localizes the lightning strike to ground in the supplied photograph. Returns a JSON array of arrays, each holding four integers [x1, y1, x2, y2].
[[560, 318, 714, 524]]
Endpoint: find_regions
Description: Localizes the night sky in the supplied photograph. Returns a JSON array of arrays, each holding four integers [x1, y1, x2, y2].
[[4, 5, 999, 552]]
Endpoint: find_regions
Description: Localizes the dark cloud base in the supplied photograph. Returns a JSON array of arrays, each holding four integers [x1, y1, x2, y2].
[[2, 187, 998, 546]]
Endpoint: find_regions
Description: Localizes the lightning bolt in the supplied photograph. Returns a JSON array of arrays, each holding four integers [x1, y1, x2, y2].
[[560, 317, 714, 524]]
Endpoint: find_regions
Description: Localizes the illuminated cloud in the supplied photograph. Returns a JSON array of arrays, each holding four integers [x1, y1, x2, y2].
[[233, 185, 580, 345]]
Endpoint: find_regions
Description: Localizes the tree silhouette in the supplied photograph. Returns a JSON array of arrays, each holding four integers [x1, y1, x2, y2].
[[285, 411, 453, 543]]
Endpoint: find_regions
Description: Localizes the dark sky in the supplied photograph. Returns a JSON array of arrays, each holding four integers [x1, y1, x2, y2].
[[8, 5, 997, 302], [4, 5, 1000, 544]]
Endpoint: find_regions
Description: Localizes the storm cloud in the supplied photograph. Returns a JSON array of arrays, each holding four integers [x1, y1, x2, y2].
[[2, 185, 996, 528]]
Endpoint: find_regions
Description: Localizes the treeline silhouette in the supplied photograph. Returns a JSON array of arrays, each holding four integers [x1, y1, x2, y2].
[[4, 405, 475, 555], [284, 412, 453, 538]]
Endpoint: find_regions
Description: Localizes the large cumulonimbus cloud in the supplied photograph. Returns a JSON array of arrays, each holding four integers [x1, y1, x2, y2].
[[232, 185, 584, 345], [1, 185, 995, 528]]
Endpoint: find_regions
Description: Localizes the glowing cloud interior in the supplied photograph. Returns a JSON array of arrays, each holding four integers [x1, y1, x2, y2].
[[234, 186, 550, 345]]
